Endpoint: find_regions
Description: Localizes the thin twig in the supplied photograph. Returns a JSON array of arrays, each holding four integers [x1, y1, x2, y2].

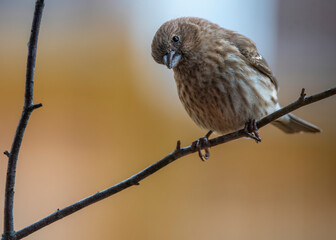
[[4, 86, 335, 240], [299, 88, 306, 101], [3, 151, 10, 158], [28, 103, 43, 111], [2, 1, 44, 239], [175, 140, 181, 151], [257, 87, 336, 129]]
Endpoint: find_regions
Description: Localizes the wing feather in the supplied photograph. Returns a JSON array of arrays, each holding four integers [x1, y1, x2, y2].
[[225, 31, 278, 90]]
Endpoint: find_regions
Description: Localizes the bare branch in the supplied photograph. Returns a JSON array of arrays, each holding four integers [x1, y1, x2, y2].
[[5, 86, 335, 240], [1, 1, 335, 240], [2, 1, 44, 239], [257, 87, 336, 129]]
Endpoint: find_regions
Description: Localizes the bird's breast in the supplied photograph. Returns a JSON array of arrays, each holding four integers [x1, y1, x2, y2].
[[173, 54, 278, 133]]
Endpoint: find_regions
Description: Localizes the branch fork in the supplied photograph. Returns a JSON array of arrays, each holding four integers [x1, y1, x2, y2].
[[2, 1, 44, 240], [1, 0, 336, 240]]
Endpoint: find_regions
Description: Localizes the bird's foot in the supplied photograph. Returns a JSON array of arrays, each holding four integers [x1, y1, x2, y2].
[[191, 131, 213, 161], [244, 119, 262, 143]]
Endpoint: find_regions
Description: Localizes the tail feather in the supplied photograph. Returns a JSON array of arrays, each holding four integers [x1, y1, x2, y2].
[[272, 113, 321, 134]]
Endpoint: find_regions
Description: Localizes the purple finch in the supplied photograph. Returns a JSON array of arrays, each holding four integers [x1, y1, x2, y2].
[[151, 17, 320, 159]]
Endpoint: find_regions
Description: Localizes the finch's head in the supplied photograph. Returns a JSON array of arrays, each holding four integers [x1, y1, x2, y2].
[[151, 18, 201, 69]]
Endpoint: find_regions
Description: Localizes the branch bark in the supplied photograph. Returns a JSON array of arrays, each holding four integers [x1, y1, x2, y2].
[[2, 1, 336, 240], [2, 1, 44, 239], [4, 86, 336, 240]]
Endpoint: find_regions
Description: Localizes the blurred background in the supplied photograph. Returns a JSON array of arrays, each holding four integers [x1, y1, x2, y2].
[[0, 0, 335, 239]]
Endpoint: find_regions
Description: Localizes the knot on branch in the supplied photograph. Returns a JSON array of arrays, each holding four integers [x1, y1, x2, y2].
[[133, 181, 140, 186], [129, 179, 140, 186]]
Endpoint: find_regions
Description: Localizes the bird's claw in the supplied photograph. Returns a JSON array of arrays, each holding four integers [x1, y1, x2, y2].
[[191, 131, 213, 161], [192, 137, 210, 161], [244, 119, 262, 143]]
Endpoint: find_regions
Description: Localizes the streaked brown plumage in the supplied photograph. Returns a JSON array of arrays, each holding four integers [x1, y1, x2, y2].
[[151, 17, 320, 140]]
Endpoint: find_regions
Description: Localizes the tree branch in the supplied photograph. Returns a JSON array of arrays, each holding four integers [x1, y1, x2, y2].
[[3, 86, 335, 240], [2, 1, 44, 239], [2, 1, 336, 240], [257, 87, 336, 129]]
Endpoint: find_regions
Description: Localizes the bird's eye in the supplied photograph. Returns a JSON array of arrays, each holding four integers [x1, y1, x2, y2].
[[172, 36, 179, 42]]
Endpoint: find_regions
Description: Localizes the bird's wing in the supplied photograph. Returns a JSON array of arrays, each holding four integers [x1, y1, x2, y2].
[[228, 31, 278, 90]]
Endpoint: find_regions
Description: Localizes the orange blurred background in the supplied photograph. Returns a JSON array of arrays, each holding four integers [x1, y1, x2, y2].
[[0, 0, 335, 240]]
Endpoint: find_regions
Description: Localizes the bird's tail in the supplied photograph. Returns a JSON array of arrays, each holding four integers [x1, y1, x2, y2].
[[271, 113, 321, 133]]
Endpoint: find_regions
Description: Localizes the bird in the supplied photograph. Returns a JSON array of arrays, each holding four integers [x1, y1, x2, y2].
[[151, 17, 320, 160]]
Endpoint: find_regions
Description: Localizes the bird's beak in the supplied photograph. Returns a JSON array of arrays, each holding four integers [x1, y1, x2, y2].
[[163, 51, 181, 69]]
